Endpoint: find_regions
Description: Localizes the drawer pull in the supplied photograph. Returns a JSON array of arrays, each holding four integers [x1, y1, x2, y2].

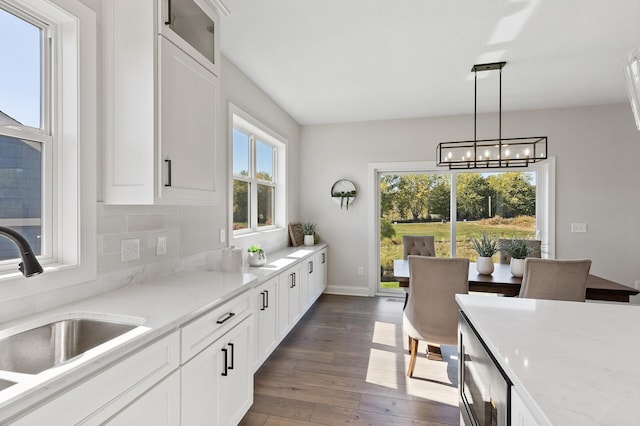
[[309, 261, 314, 274], [216, 312, 235, 324], [260, 292, 266, 311], [221, 347, 228, 376]]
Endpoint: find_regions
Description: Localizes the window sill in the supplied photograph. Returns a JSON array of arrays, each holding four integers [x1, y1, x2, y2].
[[0, 261, 96, 302], [232, 227, 283, 240]]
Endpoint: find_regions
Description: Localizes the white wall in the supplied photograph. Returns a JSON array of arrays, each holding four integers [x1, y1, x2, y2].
[[300, 104, 640, 296], [180, 57, 301, 257]]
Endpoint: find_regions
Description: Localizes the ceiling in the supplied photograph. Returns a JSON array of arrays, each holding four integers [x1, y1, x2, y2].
[[220, 0, 640, 125]]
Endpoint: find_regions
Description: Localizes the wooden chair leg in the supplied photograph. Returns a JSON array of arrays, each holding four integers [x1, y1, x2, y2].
[[407, 337, 418, 377]]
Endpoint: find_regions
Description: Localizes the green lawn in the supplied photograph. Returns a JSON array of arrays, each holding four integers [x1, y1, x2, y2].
[[380, 217, 535, 289]]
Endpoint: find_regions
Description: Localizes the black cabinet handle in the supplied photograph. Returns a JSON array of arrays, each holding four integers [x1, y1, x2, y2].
[[164, 159, 172, 187], [165, 0, 172, 25], [260, 291, 266, 311], [221, 347, 228, 376], [322, 253, 326, 264], [290, 273, 295, 288], [228, 343, 235, 370], [309, 261, 314, 274], [265, 290, 269, 308], [216, 312, 235, 324]]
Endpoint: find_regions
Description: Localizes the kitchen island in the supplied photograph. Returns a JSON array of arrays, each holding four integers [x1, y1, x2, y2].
[[456, 295, 640, 425]]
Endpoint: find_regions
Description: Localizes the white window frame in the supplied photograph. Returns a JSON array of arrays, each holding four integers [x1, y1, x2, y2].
[[229, 103, 286, 238], [367, 158, 556, 296], [0, 0, 96, 299]]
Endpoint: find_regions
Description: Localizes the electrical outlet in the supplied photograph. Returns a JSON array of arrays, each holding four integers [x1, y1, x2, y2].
[[357, 266, 364, 276], [156, 235, 167, 256], [571, 223, 587, 233], [121, 238, 140, 262]]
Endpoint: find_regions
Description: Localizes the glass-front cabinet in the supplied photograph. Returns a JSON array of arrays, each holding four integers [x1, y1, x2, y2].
[[159, 0, 220, 76]]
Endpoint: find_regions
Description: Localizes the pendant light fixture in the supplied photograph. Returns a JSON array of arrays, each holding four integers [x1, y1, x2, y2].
[[436, 62, 547, 169]]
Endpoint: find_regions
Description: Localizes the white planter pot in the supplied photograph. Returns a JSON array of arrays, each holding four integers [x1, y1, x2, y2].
[[510, 258, 525, 277], [247, 251, 266, 267], [304, 234, 314, 246], [476, 256, 494, 275]]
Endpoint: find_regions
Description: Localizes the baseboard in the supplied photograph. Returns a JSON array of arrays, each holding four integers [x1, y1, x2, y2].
[[324, 284, 371, 297]]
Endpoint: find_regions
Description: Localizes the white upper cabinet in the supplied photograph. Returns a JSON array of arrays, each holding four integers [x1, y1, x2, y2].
[[102, 0, 222, 205], [159, 0, 221, 76]]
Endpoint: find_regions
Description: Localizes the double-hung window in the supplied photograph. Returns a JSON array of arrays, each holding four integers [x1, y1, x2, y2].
[[0, 4, 50, 265], [231, 106, 285, 234], [0, 0, 96, 291]]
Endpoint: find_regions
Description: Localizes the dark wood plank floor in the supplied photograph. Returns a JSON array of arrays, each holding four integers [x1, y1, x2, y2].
[[240, 294, 460, 425]]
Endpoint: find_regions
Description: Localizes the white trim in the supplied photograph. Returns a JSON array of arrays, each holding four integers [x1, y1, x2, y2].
[[228, 103, 287, 240], [0, 0, 96, 300]]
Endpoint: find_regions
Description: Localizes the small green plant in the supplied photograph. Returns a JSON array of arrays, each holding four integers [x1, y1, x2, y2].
[[498, 238, 533, 259], [332, 190, 357, 210], [470, 234, 498, 257], [301, 222, 317, 236], [247, 244, 263, 253]]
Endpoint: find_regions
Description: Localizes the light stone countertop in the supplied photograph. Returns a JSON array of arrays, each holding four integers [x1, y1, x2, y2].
[[0, 243, 327, 422], [456, 294, 640, 426]]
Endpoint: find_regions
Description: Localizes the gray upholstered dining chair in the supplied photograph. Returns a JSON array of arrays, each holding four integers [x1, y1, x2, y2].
[[519, 258, 591, 302], [403, 255, 469, 378], [402, 235, 436, 258], [497, 239, 541, 264], [399, 236, 436, 309]]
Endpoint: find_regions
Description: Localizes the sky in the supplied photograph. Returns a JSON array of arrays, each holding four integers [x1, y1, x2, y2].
[[0, 7, 41, 128]]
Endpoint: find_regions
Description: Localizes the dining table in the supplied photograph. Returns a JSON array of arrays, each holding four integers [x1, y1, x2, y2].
[[393, 259, 639, 302]]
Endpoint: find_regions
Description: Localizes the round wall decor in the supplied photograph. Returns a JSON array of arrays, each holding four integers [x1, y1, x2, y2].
[[331, 179, 357, 210]]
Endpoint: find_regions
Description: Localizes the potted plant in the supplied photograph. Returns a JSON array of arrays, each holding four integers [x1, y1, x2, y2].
[[470, 234, 498, 275], [247, 244, 266, 267], [301, 222, 317, 246], [498, 238, 533, 277]]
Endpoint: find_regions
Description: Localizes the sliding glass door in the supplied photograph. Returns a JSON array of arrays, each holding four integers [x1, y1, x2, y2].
[[378, 168, 540, 293]]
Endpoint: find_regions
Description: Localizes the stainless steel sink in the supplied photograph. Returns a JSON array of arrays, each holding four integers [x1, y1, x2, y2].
[[0, 378, 15, 391], [0, 319, 138, 375]]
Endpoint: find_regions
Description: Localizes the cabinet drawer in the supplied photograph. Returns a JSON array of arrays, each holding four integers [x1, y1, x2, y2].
[[181, 294, 250, 363], [13, 332, 180, 425]]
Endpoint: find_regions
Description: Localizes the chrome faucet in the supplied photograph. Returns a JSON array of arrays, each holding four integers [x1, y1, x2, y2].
[[0, 226, 43, 277]]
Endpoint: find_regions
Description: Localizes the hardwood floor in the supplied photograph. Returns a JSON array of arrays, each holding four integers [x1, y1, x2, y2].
[[240, 294, 460, 425]]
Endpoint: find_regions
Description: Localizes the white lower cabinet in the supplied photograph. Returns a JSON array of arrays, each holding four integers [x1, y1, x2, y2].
[[12, 332, 180, 425], [253, 277, 279, 371], [277, 265, 300, 340], [105, 370, 180, 425], [181, 314, 253, 425], [317, 249, 328, 297], [300, 258, 314, 312], [511, 387, 540, 426]]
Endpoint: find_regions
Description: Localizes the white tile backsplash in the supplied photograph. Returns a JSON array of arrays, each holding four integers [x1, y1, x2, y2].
[[96, 202, 181, 275]]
